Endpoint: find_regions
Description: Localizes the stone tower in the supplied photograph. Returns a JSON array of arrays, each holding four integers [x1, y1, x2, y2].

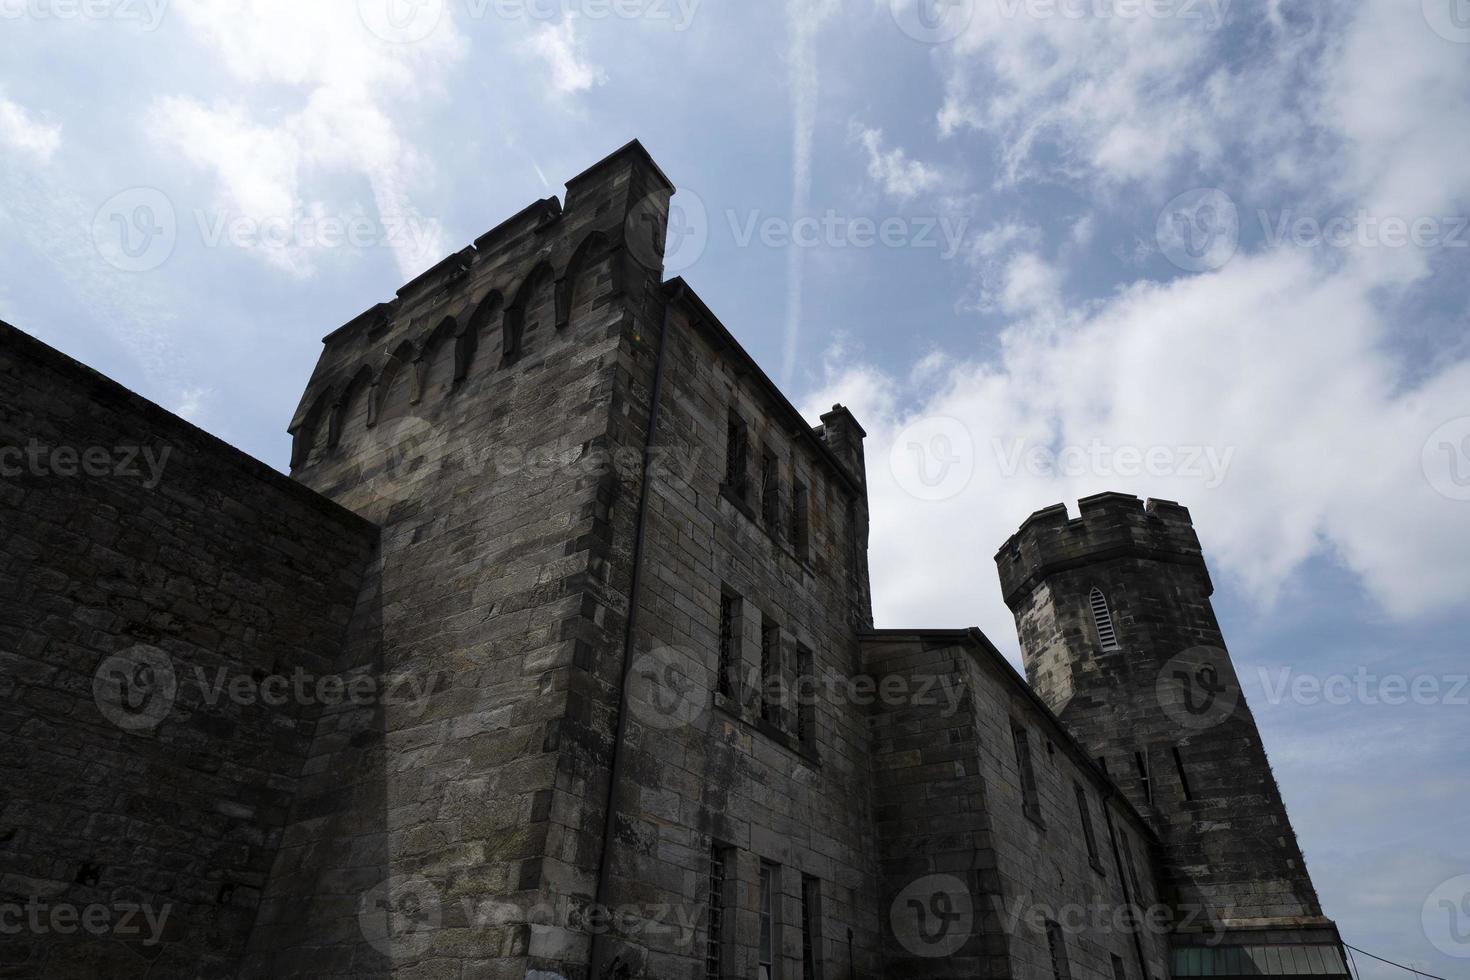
[[997, 492, 1347, 975]]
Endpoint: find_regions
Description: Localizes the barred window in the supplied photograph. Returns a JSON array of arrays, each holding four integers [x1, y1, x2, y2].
[[1046, 919, 1072, 980], [1012, 724, 1042, 824], [801, 875, 821, 980], [705, 845, 731, 980], [759, 862, 779, 980], [1075, 784, 1102, 869]]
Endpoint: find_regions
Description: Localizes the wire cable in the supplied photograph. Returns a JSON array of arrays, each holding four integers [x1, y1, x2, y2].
[[1344, 942, 1452, 980]]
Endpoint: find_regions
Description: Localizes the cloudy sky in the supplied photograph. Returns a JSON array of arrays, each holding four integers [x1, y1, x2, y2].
[[2, 0, 1468, 973]]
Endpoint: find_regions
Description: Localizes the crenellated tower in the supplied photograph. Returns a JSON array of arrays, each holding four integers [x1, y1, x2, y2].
[[997, 492, 1347, 978]]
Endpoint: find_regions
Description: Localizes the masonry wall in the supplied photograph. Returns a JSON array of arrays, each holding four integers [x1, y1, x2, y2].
[[997, 493, 1326, 936], [243, 145, 675, 979], [584, 284, 884, 979], [863, 631, 1172, 980], [0, 321, 376, 979]]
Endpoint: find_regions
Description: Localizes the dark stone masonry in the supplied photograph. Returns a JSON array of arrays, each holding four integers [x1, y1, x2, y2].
[[1, 142, 1346, 980]]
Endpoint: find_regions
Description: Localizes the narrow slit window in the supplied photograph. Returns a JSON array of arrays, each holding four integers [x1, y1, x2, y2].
[[1112, 953, 1128, 980], [759, 862, 779, 980], [791, 479, 810, 560], [1012, 724, 1042, 822], [717, 592, 740, 699], [726, 410, 749, 502], [1134, 750, 1153, 804], [761, 617, 783, 728], [796, 642, 815, 749], [761, 448, 781, 530], [1172, 745, 1194, 801], [1090, 587, 1121, 651], [1074, 784, 1101, 869], [705, 845, 731, 980], [800, 875, 821, 980], [1046, 919, 1072, 980]]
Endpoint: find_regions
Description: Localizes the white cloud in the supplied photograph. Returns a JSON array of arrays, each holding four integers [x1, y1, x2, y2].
[[813, 1, 1470, 651], [0, 95, 61, 162], [147, 0, 463, 280], [523, 19, 607, 96], [851, 123, 943, 201]]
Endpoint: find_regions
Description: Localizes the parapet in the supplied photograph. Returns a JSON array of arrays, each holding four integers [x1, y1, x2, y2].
[[995, 492, 1207, 607]]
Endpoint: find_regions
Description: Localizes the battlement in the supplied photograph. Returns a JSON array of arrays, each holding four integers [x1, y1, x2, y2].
[[286, 140, 675, 469], [995, 491, 1207, 607]]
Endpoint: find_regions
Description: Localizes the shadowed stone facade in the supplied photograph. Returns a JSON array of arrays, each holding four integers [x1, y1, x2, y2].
[[1, 142, 1344, 980]]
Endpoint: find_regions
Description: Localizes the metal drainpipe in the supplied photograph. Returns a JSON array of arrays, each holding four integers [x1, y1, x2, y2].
[[1103, 798, 1154, 980], [587, 280, 682, 979]]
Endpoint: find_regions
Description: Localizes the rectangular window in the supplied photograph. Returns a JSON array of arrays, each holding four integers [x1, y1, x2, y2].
[[1134, 750, 1153, 804], [1012, 724, 1042, 823], [791, 479, 809, 560], [1112, 953, 1128, 980], [796, 642, 815, 749], [717, 591, 740, 699], [1172, 745, 1194, 801], [800, 875, 821, 980], [1120, 832, 1143, 901], [761, 448, 781, 530], [726, 410, 749, 501], [760, 617, 783, 728], [759, 862, 779, 980], [1045, 919, 1072, 980], [705, 845, 730, 980], [1074, 784, 1101, 869]]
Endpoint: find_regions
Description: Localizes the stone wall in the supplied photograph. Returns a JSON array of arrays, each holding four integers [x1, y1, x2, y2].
[[863, 630, 1172, 980], [245, 143, 676, 979], [582, 281, 884, 979], [0, 321, 376, 978]]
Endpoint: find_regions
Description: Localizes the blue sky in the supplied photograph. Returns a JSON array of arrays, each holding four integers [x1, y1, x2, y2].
[[2, 0, 1468, 974]]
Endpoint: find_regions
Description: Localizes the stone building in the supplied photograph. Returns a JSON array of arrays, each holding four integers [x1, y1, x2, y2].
[[0, 142, 1348, 980]]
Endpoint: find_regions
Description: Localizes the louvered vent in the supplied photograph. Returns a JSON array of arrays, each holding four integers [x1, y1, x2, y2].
[[1090, 588, 1121, 651]]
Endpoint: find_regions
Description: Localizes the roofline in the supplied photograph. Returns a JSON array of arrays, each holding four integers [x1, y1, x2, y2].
[[663, 277, 864, 499], [860, 626, 1161, 842], [565, 138, 675, 193]]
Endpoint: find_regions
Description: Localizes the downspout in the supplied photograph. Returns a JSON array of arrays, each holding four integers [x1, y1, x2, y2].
[[1103, 797, 1153, 980], [588, 279, 683, 979]]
